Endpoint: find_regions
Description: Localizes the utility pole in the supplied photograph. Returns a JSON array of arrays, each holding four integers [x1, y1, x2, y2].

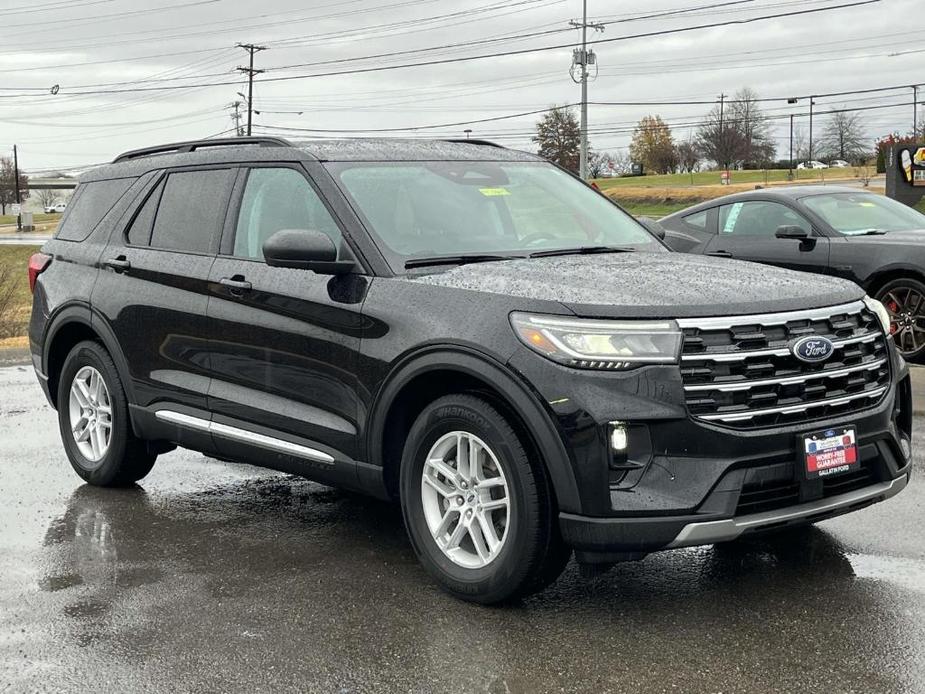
[[789, 114, 794, 178], [236, 43, 266, 137], [914, 85, 919, 140], [569, 1, 603, 179], [13, 145, 21, 232], [717, 93, 727, 170], [808, 96, 816, 161]]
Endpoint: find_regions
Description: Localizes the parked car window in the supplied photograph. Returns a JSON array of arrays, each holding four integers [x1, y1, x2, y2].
[[234, 167, 341, 260], [802, 192, 925, 235], [332, 161, 660, 267], [148, 169, 235, 253], [718, 201, 811, 237], [55, 178, 134, 242], [126, 179, 164, 247], [682, 210, 709, 231]]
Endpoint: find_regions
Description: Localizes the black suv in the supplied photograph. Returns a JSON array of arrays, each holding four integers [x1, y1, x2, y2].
[[29, 137, 912, 604]]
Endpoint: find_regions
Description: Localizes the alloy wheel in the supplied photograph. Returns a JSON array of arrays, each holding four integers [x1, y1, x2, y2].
[[882, 286, 925, 356], [420, 431, 510, 569], [68, 366, 113, 464]]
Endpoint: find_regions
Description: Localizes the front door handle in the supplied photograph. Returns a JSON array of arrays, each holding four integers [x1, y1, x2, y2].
[[706, 250, 732, 258], [219, 276, 252, 296], [104, 256, 131, 273]]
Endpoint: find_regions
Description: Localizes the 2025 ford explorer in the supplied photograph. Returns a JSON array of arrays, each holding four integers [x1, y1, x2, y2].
[[28, 137, 912, 604]]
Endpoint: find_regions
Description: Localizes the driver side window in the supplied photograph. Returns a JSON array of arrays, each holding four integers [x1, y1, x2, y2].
[[718, 201, 812, 237], [234, 167, 341, 260]]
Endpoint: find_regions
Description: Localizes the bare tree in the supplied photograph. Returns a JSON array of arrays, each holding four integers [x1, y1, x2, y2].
[[697, 88, 775, 169], [36, 189, 58, 210], [792, 124, 809, 161], [819, 109, 868, 163], [0, 158, 29, 216], [676, 141, 699, 172]]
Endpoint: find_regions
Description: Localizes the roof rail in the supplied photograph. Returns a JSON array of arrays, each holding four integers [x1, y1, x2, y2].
[[442, 138, 505, 149], [112, 136, 292, 163]]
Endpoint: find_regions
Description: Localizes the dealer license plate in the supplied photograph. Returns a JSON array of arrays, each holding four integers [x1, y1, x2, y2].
[[802, 427, 858, 479]]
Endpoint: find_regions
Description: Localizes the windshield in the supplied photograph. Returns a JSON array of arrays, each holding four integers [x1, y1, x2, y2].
[[328, 160, 663, 269], [802, 192, 925, 235]]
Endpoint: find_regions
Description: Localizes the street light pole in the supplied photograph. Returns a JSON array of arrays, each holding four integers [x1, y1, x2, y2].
[[789, 114, 794, 178], [808, 96, 816, 161]]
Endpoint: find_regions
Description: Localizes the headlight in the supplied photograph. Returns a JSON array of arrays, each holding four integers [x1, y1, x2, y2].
[[863, 296, 892, 335], [510, 312, 682, 369]]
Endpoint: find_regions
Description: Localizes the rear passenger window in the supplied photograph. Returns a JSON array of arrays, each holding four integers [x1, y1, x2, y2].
[[682, 210, 709, 231], [55, 178, 134, 241], [126, 179, 163, 247], [147, 169, 235, 253]]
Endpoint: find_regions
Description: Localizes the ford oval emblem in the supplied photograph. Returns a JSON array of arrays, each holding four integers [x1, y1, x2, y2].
[[791, 335, 835, 363]]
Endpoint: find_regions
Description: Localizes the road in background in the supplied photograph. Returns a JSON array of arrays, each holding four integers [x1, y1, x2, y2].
[[1, 364, 923, 694]]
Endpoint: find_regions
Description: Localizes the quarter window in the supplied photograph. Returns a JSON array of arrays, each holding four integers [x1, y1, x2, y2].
[[56, 178, 134, 242], [234, 167, 341, 260], [682, 210, 709, 231], [718, 201, 812, 237], [146, 169, 235, 253]]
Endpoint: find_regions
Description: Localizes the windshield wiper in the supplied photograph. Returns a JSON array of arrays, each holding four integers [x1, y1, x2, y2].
[[404, 253, 524, 269], [528, 245, 636, 258], [851, 229, 888, 236]]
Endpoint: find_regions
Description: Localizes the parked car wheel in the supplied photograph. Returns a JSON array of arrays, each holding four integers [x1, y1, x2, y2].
[[876, 277, 925, 363], [399, 394, 570, 604], [57, 340, 157, 486]]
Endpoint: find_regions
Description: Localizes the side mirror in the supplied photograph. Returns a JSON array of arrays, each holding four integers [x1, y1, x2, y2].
[[638, 216, 666, 240], [262, 229, 356, 275], [775, 225, 809, 240]]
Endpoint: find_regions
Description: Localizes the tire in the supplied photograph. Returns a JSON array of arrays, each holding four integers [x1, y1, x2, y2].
[[875, 277, 925, 363], [56, 340, 156, 486], [399, 394, 570, 604]]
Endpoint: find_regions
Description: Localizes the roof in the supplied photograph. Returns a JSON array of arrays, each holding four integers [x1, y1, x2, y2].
[[293, 138, 542, 162], [661, 184, 875, 219], [82, 137, 541, 182]]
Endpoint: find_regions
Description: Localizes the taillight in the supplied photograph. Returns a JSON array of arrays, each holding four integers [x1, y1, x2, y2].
[[28, 253, 52, 293]]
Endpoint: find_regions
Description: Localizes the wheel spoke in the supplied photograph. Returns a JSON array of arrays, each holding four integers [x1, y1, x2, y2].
[[455, 434, 469, 479], [468, 518, 491, 562], [73, 418, 91, 442], [422, 472, 455, 498], [433, 508, 458, 539], [89, 424, 102, 459], [476, 476, 505, 491], [72, 379, 91, 408], [469, 438, 483, 482], [425, 458, 460, 485], [475, 512, 500, 552], [444, 516, 468, 550], [480, 497, 508, 513]]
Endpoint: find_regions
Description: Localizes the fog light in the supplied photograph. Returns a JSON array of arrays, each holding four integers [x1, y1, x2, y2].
[[900, 436, 912, 460], [610, 421, 628, 452]]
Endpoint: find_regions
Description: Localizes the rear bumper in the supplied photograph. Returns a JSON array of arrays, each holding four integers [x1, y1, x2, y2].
[[561, 471, 909, 556]]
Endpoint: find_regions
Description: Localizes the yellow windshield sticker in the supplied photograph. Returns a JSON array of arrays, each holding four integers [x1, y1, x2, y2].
[[479, 187, 510, 196]]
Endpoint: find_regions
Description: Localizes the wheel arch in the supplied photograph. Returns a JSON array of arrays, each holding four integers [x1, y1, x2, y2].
[[864, 265, 925, 296], [43, 304, 136, 411], [368, 346, 581, 513]]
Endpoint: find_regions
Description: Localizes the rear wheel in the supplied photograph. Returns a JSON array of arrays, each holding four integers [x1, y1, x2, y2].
[[875, 277, 925, 363], [57, 341, 156, 486], [399, 394, 570, 604]]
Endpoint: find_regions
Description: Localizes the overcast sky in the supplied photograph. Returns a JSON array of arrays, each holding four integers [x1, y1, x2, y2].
[[1, 0, 921, 173]]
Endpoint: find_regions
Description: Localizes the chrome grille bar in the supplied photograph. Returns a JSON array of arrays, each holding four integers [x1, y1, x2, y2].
[[684, 358, 887, 392], [681, 331, 880, 362], [697, 386, 888, 422]]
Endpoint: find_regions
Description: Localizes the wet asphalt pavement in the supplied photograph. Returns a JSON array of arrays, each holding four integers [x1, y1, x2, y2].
[[1, 363, 924, 694]]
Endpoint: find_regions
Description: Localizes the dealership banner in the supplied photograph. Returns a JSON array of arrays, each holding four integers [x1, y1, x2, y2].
[[886, 143, 925, 208]]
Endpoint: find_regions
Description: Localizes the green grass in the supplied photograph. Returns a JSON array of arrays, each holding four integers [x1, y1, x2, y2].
[[617, 201, 690, 218], [0, 212, 59, 226], [594, 167, 866, 190], [915, 198, 925, 214], [0, 245, 35, 339]]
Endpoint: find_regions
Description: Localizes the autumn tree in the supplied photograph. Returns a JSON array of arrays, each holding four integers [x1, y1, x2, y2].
[[0, 158, 28, 216], [629, 115, 677, 174], [533, 106, 581, 173], [819, 109, 868, 163]]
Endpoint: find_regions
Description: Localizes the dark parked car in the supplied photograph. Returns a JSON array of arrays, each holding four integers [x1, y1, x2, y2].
[[28, 139, 911, 604], [659, 186, 925, 361]]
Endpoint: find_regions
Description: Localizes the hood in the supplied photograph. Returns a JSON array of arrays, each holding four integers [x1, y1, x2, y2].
[[409, 252, 864, 318]]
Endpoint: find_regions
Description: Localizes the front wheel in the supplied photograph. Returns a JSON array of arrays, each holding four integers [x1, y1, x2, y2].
[[57, 341, 157, 486], [876, 278, 925, 363], [399, 394, 570, 604]]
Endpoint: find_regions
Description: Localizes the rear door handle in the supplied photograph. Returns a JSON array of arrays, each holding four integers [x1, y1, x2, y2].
[[104, 256, 131, 272], [219, 276, 252, 295], [706, 250, 732, 258]]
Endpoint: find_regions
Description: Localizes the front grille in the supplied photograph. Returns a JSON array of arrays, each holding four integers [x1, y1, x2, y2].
[[678, 301, 890, 428]]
